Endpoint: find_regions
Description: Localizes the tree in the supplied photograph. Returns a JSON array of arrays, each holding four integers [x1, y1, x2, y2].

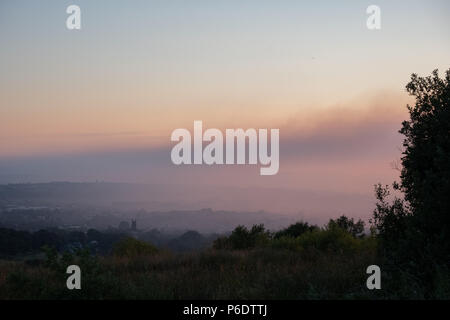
[[274, 221, 317, 239], [372, 69, 450, 297], [213, 224, 271, 250], [327, 215, 365, 238], [399, 69, 450, 258]]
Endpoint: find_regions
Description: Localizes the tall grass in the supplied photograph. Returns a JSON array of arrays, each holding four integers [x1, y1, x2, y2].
[[0, 229, 382, 299], [1, 225, 446, 299]]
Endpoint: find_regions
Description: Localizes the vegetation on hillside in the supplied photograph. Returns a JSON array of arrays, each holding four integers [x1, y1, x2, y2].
[[0, 222, 380, 300]]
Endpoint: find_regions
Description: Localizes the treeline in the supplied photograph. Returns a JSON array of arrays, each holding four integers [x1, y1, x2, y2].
[[213, 216, 372, 252], [0, 227, 220, 258], [0, 216, 380, 300], [0, 215, 364, 258], [0, 228, 128, 257]]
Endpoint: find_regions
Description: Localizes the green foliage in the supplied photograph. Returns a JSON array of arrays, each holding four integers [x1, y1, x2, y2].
[[0, 244, 380, 299], [272, 227, 377, 255], [213, 224, 271, 250], [0, 227, 129, 257], [400, 69, 450, 264], [274, 221, 317, 239], [327, 215, 365, 238], [215, 221, 375, 256], [371, 184, 410, 253], [372, 69, 450, 298], [113, 237, 158, 258], [400, 69, 450, 221], [41, 245, 99, 274]]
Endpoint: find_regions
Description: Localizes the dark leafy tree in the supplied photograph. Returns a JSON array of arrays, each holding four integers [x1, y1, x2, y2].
[[327, 215, 365, 238], [399, 69, 450, 259], [372, 69, 450, 297], [274, 221, 317, 239], [213, 224, 271, 250]]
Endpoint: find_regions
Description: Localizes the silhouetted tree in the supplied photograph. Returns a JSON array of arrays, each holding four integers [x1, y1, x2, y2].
[[327, 215, 365, 238], [399, 69, 450, 258], [372, 69, 450, 297], [274, 221, 317, 239], [213, 224, 271, 250]]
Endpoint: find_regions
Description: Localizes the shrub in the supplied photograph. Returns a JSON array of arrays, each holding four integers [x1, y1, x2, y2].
[[213, 224, 271, 250], [327, 215, 365, 238], [274, 221, 317, 239], [112, 237, 158, 258], [271, 227, 377, 255]]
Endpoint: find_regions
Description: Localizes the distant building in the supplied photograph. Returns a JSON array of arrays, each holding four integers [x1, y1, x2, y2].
[[131, 219, 137, 231]]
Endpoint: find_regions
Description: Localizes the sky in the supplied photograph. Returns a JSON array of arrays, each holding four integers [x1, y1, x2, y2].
[[0, 1, 449, 220]]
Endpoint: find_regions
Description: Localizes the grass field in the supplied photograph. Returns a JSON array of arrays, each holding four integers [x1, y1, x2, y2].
[[0, 247, 382, 300]]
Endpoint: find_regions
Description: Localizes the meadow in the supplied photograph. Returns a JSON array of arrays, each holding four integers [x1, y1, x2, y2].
[[0, 223, 388, 300]]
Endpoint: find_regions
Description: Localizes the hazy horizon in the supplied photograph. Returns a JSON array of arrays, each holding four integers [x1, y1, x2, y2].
[[1, 0, 449, 222]]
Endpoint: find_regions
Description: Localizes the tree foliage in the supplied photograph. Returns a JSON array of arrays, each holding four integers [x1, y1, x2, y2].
[[213, 224, 271, 250], [274, 221, 317, 239], [327, 215, 365, 238], [372, 69, 450, 297], [112, 237, 158, 258], [399, 69, 450, 255]]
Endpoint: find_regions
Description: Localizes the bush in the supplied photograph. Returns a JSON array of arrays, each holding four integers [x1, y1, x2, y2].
[[112, 237, 158, 258], [274, 221, 317, 239], [213, 224, 271, 250], [327, 215, 365, 238], [279, 227, 375, 255]]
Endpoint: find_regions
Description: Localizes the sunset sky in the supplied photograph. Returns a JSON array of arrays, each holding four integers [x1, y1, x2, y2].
[[0, 1, 449, 220]]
